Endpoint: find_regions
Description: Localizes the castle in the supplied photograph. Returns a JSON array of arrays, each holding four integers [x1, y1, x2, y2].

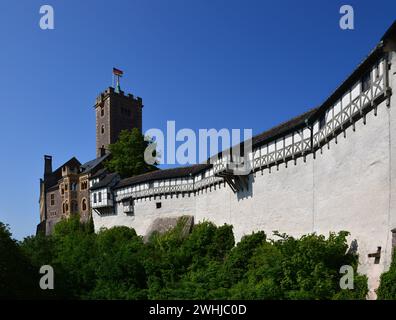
[[38, 86, 143, 234], [39, 22, 396, 297]]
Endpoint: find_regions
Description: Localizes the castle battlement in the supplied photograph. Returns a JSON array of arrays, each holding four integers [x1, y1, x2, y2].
[[95, 86, 143, 105]]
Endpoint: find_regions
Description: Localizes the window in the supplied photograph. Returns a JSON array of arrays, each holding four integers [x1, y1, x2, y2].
[[362, 72, 371, 92], [81, 181, 88, 190], [98, 192, 102, 202], [100, 145, 106, 157], [82, 199, 87, 211], [101, 125, 105, 134], [94, 193, 97, 203], [50, 194, 55, 206], [61, 187, 64, 195], [319, 114, 326, 130], [65, 184, 68, 191], [101, 107, 105, 117], [392, 229, 396, 250], [71, 183, 77, 191], [156, 202, 162, 209], [121, 108, 132, 117], [63, 201, 68, 214], [107, 193, 111, 200]]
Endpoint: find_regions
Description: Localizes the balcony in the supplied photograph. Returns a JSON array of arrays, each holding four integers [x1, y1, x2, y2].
[[91, 199, 113, 209]]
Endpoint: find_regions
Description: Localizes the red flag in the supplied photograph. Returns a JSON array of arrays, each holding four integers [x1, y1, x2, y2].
[[113, 67, 123, 76]]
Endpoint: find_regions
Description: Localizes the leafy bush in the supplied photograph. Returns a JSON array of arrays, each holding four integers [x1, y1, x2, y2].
[[0, 223, 40, 299], [7, 217, 369, 299], [377, 250, 396, 299]]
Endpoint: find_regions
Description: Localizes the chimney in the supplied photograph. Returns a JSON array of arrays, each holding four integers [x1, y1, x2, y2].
[[44, 155, 52, 176]]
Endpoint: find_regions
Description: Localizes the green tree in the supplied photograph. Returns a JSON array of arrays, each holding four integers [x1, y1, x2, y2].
[[90, 226, 147, 299], [0, 222, 40, 299], [230, 231, 367, 300], [51, 216, 97, 298], [104, 128, 158, 178], [144, 220, 235, 299], [377, 250, 396, 299], [2, 216, 370, 300]]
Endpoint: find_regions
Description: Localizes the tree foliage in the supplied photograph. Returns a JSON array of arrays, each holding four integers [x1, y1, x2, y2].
[[3, 217, 370, 299], [104, 128, 158, 178], [0, 223, 40, 299], [377, 250, 396, 299]]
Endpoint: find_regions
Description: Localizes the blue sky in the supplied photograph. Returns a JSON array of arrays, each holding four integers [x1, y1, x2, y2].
[[0, 0, 394, 239]]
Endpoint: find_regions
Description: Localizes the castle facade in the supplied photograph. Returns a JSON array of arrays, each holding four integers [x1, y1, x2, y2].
[[38, 87, 143, 234], [40, 22, 396, 297]]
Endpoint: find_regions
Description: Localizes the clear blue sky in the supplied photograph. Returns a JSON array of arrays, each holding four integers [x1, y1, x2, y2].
[[0, 0, 394, 239]]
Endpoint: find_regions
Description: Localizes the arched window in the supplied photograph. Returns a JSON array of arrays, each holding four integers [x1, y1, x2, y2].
[[63, 201, 69, 214], [100, 146, 106, 157], [82, 198, 87, 211], [101, 125, 105, 134]]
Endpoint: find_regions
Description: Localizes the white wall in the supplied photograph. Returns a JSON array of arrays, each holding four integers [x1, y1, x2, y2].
[[92, 57, 395, 298]]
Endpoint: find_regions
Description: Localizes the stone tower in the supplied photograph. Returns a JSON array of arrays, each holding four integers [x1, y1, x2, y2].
[[94, 86, 143, 158]]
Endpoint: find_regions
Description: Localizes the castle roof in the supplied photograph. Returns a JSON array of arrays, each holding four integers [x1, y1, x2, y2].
[[90, 172, 120, 190], [112, 108, 317, 189], [44, 157, 81, 189], [80, 153, 110, 174], [115, 164, 209, 189]]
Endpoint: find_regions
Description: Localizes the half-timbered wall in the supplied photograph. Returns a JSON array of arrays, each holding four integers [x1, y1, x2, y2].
[[92, 52, 396, 298]]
